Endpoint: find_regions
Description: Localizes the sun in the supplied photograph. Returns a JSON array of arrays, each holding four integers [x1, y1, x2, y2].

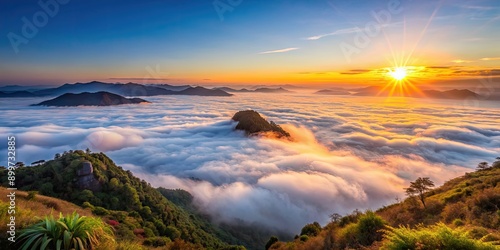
[[389, 67, 407, 81]]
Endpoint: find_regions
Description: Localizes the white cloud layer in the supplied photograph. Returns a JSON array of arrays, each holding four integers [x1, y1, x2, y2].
[[1, 94, 499, 233]]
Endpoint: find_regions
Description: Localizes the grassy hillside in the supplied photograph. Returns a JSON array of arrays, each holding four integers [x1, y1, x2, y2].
[[0, 187, 150, 249], [0, 150, 245, 249], [265, 158, 500, 249]]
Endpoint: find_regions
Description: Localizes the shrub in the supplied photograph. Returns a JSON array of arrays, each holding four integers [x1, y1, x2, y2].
[[165, 226, 181, 240], [92, 206, 110, 216], [473, 188, 500, 213], [337, 223, 358, 249], [356, 211, 386, 246], [143, 236, 171, 247], [107, 219, 120, 227], [265, 236, 279, 250], [44, 200, 59, 209], [116, 241, 147, 250], [300, 222, 321, 236], [468, 227, 490, 239], [299, 235, 309, 242], [381, 223, 497, 250], [82, 201, 94, 209], [453, 218, 465, 227], [144, 227, 155, 238], [27, 191, 37, 200], [442, 201, 467, 223], [17, 212, 115, 250]]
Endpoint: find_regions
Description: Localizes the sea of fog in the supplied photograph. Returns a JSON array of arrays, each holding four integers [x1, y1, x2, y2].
[[1, 93, 499, 233]]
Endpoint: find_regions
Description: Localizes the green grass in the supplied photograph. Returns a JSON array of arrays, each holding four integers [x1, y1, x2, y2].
[[17, 212, 115, 250], [381, 223, 497, 250]]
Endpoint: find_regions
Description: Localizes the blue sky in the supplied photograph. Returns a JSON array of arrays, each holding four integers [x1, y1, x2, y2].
[[1, 0, 499, 85]]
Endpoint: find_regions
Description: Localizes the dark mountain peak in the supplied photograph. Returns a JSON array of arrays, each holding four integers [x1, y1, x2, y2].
[[33, 81, 229, 97], [315, 89, 350, 95], [423, 89, 480, 99], [0, 90, 37, 98], [232, 110, 290, 138], [178, 86, 232, 96], [33, 91, 150, 106], [254, 87, 292, 93]]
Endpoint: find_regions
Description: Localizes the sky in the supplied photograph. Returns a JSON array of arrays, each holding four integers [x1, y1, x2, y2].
[[1, 0, 500, 85]]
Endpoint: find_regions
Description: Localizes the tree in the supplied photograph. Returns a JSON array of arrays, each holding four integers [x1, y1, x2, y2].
[[265, 236, 279, 250], [477, 162, 490, 171], [493, 157, 500, 168], [165, 226, 181, 240], [54, 153, 61, 159], [356, 211, 386, 246], [300, 222, 321, 236], [86, 147, 91, 154], [329, 213, 342, 223], [405, 177, 434, 208]]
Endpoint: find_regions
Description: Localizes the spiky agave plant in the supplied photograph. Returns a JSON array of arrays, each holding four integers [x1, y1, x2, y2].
[[17, 212, 115, 250]]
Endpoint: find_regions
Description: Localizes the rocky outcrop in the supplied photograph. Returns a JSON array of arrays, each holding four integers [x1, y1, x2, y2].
[[231, 110, 290, 138], [76, 161, 101, 191]]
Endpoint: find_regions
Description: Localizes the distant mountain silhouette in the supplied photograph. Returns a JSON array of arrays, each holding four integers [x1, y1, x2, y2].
[[352, 86, 482, 100], [254, 87, 292, 93], [214, 87, 292, 93], [314, 89, 351, 95], [175, 86, 232, 96], [352, 86, 389, 96], [33, 91, 150, 106], [150, 83, 191, 91], [31, 81, 231, 97], [0, 85, 51, 92], [422, 89, 480, 99], [215, 87, 250, 92], [0, 91, 38, 98], [232, 110, 290, 138]]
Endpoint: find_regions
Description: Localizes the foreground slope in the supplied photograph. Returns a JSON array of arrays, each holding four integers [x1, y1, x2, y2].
[[0, 150, 245, 249], [266, 159, 500, 249]]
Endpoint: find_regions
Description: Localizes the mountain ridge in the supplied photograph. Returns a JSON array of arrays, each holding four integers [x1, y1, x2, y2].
[[32, 91, 150, 106]]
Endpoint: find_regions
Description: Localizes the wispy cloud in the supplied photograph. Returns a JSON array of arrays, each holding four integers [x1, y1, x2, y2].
[[480, 57, 500, 61], [306, 22, 402, 41], [451, 59, 473, 63], [340, 69, 372, 75], [258, 47, 299, 54], [458, 5, 494, 11], [306, 27, 361, 40]]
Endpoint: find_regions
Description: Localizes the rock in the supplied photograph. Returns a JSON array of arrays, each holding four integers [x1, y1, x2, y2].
[[76, 161, 101, 191], [232, 110, 290, 138]]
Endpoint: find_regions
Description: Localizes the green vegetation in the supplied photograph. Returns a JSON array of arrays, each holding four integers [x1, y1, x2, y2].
[[17, 212, 114, 250], [379, 157, 500, 229], [300, 222, 321, 237], [0, 150, 245, 249], [265, 236, 279, 250], [381, 223, 497, 250], [405, 177, 435, 208], [266, 157, 500, 249]]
